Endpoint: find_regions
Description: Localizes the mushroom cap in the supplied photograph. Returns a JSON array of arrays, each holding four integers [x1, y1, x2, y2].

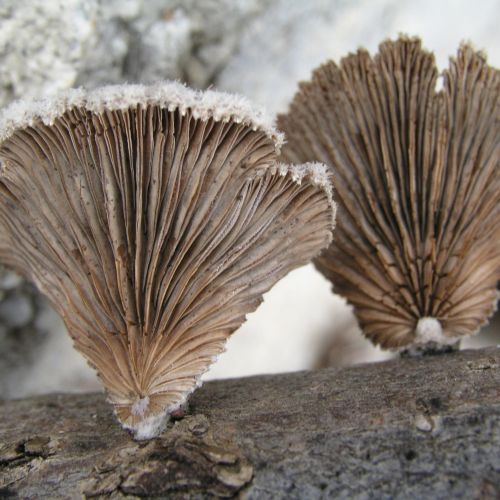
[[0, 82, 335, 438], [278, 36, 500, 349]]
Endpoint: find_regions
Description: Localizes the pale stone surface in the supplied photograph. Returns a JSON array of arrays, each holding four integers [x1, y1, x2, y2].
[[0, 0, 100, 107], [0, 278, 51, 397], [0, 293, 33, 328], [0, 0, 270, 108], [217, 0, 500, 114]]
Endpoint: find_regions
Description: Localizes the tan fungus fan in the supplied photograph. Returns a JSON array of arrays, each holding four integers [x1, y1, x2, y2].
[[0, 82, 336, 438], [278, 37, 499, 350]]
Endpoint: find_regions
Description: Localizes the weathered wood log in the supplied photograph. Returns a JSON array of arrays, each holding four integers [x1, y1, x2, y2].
[[0, 346, 499, 499]]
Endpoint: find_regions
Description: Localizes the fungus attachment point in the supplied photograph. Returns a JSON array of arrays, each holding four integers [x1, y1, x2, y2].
[[415, 317, 445, 345], [0, 82, 336, 437], [131, 397, 150, 418], [278, 36, 500, 350], [132, 412, 170, 441]]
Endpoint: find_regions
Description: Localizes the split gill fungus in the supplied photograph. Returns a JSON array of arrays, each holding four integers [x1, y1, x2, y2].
[[278, 37, 500, 350], [0, 82, 336, 438]]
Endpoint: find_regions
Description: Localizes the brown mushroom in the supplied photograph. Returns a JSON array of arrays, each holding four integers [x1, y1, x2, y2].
[[278, 37, 499, 350], [0, 82, 336, 438]]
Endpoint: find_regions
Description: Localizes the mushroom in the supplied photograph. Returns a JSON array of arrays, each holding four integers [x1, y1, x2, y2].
[[278, 37, 499, 351], [0, 82, 336, 438]]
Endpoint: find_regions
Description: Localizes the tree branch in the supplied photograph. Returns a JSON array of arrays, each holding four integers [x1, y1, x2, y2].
[[1, 347, 499, 498]]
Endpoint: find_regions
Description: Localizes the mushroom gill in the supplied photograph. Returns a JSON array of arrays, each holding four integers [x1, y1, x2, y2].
[[278, 37, 499, 350], [0, 82, 336, 438]]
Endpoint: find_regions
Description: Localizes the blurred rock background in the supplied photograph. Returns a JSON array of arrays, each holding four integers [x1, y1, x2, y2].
[[0, 0, 498, 397]]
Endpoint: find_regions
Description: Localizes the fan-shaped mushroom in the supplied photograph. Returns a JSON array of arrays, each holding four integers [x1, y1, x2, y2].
[[0, 82, 336, 438], [278, 37, 499, 350]]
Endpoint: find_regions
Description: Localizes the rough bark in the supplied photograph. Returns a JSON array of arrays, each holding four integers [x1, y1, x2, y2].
[[0, 346, 499, 499]]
